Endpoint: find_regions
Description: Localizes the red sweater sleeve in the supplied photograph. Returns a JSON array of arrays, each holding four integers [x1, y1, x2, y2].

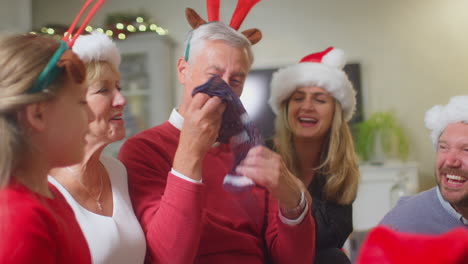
[[118, 126, 204, 264], [265, 195, 316, 264], [0, 204, 56, 263], [0, 186, 91, 264]]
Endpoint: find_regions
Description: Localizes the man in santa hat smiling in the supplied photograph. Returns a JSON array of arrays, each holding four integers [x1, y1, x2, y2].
[[380, 96, 468, 233]]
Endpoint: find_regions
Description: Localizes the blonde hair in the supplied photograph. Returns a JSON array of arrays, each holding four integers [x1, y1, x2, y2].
[[84, 60, 120, 83], [274, 100, 359, 205], [0, 34, 72, 188]]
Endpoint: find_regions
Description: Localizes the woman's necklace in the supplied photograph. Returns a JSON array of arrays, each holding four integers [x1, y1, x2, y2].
[[66, 166, 103, 211]]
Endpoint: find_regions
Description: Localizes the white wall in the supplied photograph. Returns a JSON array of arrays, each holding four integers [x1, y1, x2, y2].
[[0, 0, 31, 33], [31, 0, 468, 190]]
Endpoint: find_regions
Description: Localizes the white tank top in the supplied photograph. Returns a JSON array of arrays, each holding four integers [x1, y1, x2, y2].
[[49, 155, 146, 264]]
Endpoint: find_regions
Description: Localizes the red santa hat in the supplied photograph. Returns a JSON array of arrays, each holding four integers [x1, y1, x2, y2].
[[357, 226, 468, 264], [269, 47, 356, 121], [72, 31, 121, 69]]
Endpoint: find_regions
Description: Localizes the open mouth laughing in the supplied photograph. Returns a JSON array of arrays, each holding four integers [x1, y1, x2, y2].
[[439, 168, 468, 188], [298, 116, 318, 127]]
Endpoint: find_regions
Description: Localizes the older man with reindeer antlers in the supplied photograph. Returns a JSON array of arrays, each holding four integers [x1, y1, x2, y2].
[[119, 0, 315, 263]]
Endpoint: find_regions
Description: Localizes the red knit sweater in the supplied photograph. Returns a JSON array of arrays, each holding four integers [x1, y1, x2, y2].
[[0, 180, 91, 264], [119, 121, 315, 264]]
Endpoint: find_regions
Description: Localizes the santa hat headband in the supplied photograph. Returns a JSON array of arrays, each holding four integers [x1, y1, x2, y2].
[[184, 0, 263, 61], [425, 95, 468, 148], [269, 47, 356, 121], [72, 31, 121, 69]]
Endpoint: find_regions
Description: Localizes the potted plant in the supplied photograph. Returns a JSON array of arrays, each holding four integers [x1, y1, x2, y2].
[[353, 111, 409, 164]]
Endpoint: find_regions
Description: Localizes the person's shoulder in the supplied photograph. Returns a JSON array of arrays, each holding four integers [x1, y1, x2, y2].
[[101, 155, 136, 191], [0, 184, 39, 207], [0, 186, 53, 228], [119, 121, 178, 157], [101, 154, 127, 177], [386, 188, 437, 214], [379, 188, 437, 228], [129, 121, 173, 140], [123, 121, 178, 148], [101, 154, 125, 169], [0, 186, 65, 263], [118, 121, 179, 171], [396, 187, 437, 206]]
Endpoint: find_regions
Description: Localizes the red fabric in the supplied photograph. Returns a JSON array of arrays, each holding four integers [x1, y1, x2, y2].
[[0, 180, 91, 264], [206, 0, 220, 22], [299, 47, 334, 64], [357, 226, 468, 264], [229, 0, 262, 30], [118, 121, 315, 264]]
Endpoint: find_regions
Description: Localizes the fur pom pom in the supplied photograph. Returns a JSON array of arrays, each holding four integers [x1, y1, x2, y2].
[[322, 48, 346, 69], [424, 96, 468, 148], [72, 31, 121, 68]]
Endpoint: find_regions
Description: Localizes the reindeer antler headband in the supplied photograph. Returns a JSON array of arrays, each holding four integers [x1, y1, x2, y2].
[[184, 0, 263, 61], [28, 0, 106, 94]]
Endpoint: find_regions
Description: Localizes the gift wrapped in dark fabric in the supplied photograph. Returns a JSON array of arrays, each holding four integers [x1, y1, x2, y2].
[[192, 76, 264, 192]]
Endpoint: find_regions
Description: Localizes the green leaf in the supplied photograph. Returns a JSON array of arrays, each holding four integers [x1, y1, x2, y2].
[[353, 111, 409, 162]]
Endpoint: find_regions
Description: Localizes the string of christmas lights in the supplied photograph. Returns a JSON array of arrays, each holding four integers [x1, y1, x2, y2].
[[32, 15, 169, 40]]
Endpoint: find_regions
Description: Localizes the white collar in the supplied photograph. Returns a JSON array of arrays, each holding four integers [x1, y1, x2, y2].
[[436, 187, 468, 225]]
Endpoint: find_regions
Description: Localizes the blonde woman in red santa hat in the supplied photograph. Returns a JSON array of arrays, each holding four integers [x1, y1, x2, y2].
[[48, 31, 146, 264], [268, 47, 360, 264]]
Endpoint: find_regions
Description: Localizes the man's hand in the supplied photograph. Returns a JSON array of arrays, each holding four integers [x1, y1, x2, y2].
[[236, 146, 307, 218], [173, 94, 226, 181]]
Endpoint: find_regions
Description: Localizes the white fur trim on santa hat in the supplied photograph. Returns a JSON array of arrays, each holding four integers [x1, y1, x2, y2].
[[269, 49, 356, 121], [72, 31, 121, 68], [424, 95, 468, 148]]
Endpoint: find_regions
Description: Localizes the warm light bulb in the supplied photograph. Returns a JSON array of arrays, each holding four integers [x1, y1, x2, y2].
[[127, 25, 136, 32], [156, 27, 166, 35], [96, 28, 104, 33], [118, 33, 126, 40], [106, 30, 113, 36], [136, 17, 144, 23], [149, 24, 157, 31], [47, 28, 55, 34], [41, 27, 48, 33], [139, 25, 147, 31], [85, 26, 93, 32], [116, 23, 124, 30]]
